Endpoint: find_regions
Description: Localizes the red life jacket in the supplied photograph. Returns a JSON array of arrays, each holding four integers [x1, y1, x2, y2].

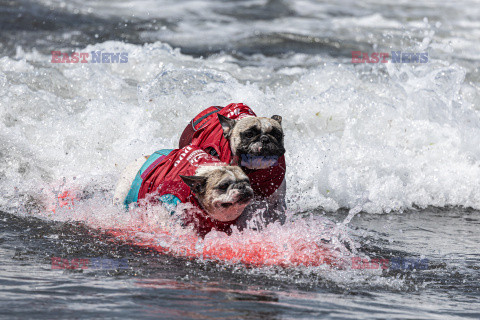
[[179, 103, 286, 198], [137, 146, 237, 237]]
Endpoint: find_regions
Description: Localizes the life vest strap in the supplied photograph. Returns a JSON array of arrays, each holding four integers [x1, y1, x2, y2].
[[192, 106, 222, 129]]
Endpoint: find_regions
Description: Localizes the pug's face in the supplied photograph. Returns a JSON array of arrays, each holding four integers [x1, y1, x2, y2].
[[180, 166, 254, 222], [218, 114, 285, 160]]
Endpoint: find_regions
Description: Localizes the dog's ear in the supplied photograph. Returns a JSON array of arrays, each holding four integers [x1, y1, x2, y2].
[[180, 175, 207, 194], [271, 115, 282, 125], [217, 114, 236, 137]]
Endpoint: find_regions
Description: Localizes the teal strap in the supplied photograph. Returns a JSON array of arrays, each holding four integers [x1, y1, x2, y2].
[[123, 149, 174, 209], [158, 194, 182, 215]]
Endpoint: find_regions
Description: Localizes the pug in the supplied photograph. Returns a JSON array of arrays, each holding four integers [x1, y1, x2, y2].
[[180, 165, 254, 223], [216, 114, 287, 229], [114, 145, 255, 235], [217, 114, 285, 168]]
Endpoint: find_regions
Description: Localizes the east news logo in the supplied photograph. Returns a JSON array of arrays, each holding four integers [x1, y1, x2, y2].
[[51, 51, 128, 63], [352, 51, 428, 63]]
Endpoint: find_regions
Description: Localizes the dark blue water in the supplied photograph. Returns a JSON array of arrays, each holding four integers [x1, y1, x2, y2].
[[1, 207, 479, 319]]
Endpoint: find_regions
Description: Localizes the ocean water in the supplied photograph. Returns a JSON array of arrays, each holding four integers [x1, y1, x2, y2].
[[0, 0, 479, 319]]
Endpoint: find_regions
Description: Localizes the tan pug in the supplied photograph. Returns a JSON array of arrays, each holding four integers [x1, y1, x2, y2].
[[217, 114, 287, 229], [218, 114, 285, 168], [180, 165, 254, 222]]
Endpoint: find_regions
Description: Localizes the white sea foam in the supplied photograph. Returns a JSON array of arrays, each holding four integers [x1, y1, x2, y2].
[[0, 36, 479, 215]]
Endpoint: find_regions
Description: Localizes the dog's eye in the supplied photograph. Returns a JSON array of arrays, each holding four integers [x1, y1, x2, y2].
[[218, 183, 230, 190], [243, 128, 259, 139], [270, 128, 283, 140]]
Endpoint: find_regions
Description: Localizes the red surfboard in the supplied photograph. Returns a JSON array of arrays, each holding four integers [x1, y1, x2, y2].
[[49, 189, 344, 268], [106, 225, 342, 268]]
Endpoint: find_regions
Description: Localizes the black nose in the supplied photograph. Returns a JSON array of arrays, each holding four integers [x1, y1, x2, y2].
[[260, 135, 269, 144], [235, 182, 250, 191]]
